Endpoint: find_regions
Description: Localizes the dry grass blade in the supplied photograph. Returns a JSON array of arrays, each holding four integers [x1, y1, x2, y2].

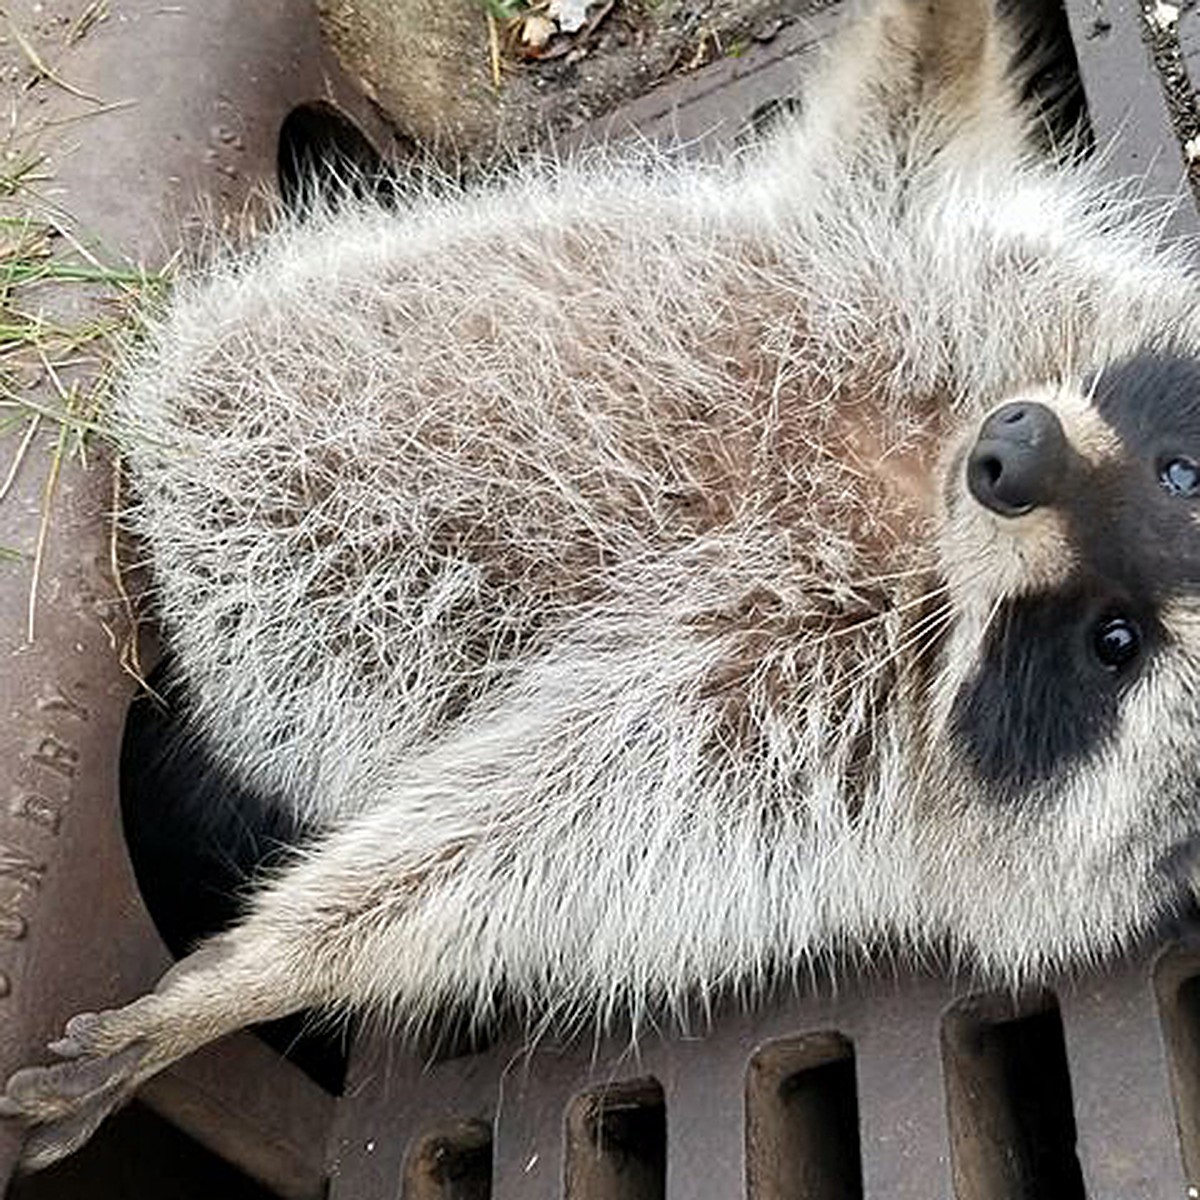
[[109, 455, 149, 686], [42, 97, 136, 129], [66, 0, 109, 46], [25, 411, 64, 641], [487, 12, 502, 88], [0, 411, 38, 503], [0, 148, 50, 197], [2, 7, 104, 103], [0, 202, 168, 642]]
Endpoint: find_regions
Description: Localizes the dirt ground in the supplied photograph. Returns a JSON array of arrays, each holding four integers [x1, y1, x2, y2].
[[314, 0, 1200, 198], [3, 1, 1200, 184], [316, 0, 839, 158]]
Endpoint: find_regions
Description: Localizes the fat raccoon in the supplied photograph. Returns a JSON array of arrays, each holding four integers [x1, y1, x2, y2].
[[6, 0, 1200, 1169]]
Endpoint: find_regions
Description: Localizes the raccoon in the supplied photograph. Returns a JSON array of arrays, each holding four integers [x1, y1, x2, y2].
[[6, 0, 1200, 1170]]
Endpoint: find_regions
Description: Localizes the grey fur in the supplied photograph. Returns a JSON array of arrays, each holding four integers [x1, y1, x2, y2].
[[8, 0, 1200, 1168]]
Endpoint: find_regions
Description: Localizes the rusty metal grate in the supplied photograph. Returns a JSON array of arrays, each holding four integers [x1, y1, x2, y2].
[[941, 993, 1085, 1200], [400, 1121, 493, 1200], [326, 957, 1197, 1199], [3, 0, 1200, 1197]]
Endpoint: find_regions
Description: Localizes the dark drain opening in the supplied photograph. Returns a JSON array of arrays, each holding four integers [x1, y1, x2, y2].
[[745, 1031, 862, 1200], [402, 1120, 493, 1200], [1153, 944, 1200, 1183], [942, 991, 1085, 1200], [1010, 0, 1094, 160], [565, 1078, 666, 1200], [744, 97, 804, 142], [277, 102, 396, 214]]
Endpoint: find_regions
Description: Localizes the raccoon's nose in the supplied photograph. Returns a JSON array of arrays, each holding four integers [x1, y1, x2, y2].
[[966, 401, 1067, 517]]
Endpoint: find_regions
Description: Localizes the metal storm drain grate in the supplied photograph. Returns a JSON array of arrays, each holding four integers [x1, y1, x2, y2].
[[3, 0, 1200, 1197], [320, 952, 1198, 1198], [400, 1120, 494, 1200], [941, 993, 1085, 1199]]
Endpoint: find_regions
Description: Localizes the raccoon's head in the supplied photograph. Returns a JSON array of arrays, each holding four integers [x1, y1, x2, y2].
[[926, 352, 1200, 975]]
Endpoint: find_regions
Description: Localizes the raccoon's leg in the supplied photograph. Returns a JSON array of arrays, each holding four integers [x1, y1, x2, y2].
[[791, 0, 1026, 172], [2, 614, 705, 1168], [864, 0, 1003, 116], [0, 795, 485, 1171], [0, 936, 300, 1169]]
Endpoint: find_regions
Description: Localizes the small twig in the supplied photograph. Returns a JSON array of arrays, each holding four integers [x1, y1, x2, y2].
[[487, 12, 503, 88], [3, 9, 105, 103], [684, 28, 711, 71]]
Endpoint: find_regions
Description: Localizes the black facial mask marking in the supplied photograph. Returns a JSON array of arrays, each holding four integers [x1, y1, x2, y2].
[[949, 351, 1200, 793], [1090, 353, 1200, 445], [949, 590, 1151, 789], [1086, 353, 1200, 589]]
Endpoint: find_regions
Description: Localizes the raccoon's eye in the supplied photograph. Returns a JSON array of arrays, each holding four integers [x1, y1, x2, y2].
[[1092, 616, 1141, 670], [1159, 455, 1200, 496]]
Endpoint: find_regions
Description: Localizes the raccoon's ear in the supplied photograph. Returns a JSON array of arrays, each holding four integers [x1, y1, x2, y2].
[[792, 0, 1027, 174]]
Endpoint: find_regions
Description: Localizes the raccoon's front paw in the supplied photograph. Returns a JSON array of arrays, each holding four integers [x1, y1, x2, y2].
[[0, 1004, 156, 1171]]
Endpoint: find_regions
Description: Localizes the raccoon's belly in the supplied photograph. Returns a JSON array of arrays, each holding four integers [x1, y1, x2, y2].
[[118, 207, 936, 823]]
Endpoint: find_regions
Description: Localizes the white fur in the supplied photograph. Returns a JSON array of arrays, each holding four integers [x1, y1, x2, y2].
[[111, 2, 1200, 1027]]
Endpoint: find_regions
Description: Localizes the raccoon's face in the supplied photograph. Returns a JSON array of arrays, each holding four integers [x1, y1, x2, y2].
[[928, 352, 1200, 971]]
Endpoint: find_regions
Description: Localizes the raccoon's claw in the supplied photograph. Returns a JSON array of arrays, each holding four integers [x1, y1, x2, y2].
[[46, 1008, 129, 1060], [5, 1049, 147, 1172], [0, 1011, 152, 1171]]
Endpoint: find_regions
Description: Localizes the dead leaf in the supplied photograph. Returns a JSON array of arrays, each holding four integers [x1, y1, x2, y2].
[[547, 0, 590, 34], [520, 13, 556, 48]]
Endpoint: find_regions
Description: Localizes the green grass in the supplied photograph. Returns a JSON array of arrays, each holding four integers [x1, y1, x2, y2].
[[0, 232, 168, 448], [476, 0, 532, 21], [0, 2, 170, 647], [0, 201, 170, 641], [0, 150, 50, 198]]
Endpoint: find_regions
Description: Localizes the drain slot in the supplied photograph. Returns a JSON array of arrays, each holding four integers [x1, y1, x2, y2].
[[402, 1120, 493, 1200], [942, 992, 1085, 1200], [7, 1100, 281, 1200], [1154, 945, 1200, 1184], [745, 1031, 863, 1200], [565, 1078, 666, 1199]]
